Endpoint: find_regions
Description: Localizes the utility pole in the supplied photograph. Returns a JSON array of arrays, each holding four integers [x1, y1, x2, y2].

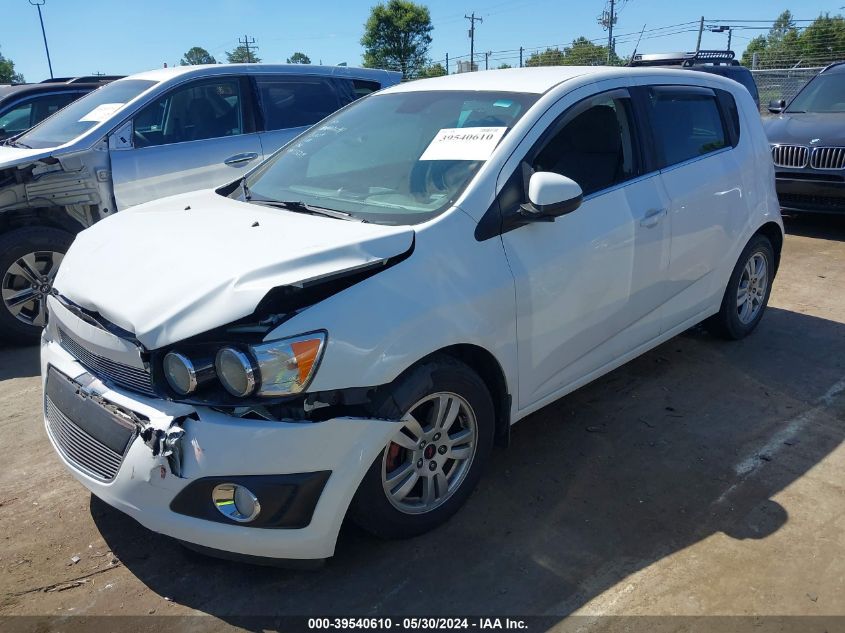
[[29, 0, 53, 79], [519, 46, 523, 68], [446, 53, 449, 74], [465, 13, 483, 71], [238, 34, 258, 63], [695, 16, 705, 53], [598, 0, 617, 64], [485, 51, 490, 70]]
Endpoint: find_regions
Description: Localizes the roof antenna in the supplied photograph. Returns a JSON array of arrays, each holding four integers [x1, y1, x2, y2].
[[627, 24, 647, 66]]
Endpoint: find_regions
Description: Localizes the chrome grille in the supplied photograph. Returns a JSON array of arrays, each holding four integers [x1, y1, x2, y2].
[[810, 147, 845, 170], [771, 144, 809, 168], [58, 328, 156, 397], [45, 396, 126, 481]]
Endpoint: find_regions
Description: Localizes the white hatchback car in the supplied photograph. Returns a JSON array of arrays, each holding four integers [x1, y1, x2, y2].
[[41, 66, 783, 564]]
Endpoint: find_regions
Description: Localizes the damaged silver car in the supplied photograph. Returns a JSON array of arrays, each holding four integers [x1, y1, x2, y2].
[[0, 63, 400, 342]]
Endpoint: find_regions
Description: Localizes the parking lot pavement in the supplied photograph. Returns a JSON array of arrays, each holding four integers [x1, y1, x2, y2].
[[0, 216, 843, 626]]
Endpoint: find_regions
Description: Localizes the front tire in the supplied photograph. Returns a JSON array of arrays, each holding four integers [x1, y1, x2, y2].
[[349, 356, 495, 539], [706, 234, 775, 340], [0, 227, 74, 344]]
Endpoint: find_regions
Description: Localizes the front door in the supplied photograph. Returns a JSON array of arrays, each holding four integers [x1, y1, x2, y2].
[[110, 76, 263, 210], [499, 85, 672, 411]]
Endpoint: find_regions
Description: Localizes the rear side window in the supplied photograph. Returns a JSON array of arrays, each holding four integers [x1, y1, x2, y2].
[[255, 76, 344, 131], [352, 79, 381, 98], [646, 86, 728, 168], [30, 92, 82, 126]]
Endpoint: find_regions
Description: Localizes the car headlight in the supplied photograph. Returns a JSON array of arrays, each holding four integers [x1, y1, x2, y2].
[[249, 332, 326, 396], [163, 331, 327, 401], [215, 347, 260, 397], [163, 351, 214, 395]]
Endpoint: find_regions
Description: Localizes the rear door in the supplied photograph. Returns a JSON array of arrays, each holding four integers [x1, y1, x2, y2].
[[641, 85, 743, 328], [110, 75, 262, 210], [253, 75, 379, 157]]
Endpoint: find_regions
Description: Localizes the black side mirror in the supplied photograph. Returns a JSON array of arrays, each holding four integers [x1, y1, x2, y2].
[[768, 99, 786, 114]]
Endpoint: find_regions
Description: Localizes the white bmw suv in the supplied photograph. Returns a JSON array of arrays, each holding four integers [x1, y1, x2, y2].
[[41, 66, 783, 564]]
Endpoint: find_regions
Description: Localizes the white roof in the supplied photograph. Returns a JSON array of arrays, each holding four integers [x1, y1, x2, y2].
[[383, 65, 723, 94], [124, 63, 397, 84]]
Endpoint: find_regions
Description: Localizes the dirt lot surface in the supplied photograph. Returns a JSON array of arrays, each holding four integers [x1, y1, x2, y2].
[[0, 216, 843, 630]]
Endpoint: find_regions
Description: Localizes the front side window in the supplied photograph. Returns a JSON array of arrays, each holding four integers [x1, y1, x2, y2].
[[134, 78, 244, 148], [255, 76, 346, 131], [241, 90, 538, 225], [16, 79, 156, 149], [647, 86, 728, 167], [532, 91, 639, 196], [787, 73, 845, 113], [0, 102, 33, 139]]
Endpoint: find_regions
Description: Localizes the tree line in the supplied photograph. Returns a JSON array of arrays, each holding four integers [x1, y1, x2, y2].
[[741, 10, 845, 69], [4, 5, 844, 85]]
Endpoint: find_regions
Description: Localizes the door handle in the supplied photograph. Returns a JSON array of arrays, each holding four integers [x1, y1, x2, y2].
[[224, 152, 259, 166], [640, 208, 667, 228]]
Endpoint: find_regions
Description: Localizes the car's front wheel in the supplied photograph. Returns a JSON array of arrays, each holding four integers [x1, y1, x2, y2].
[[349, 356, 495, 539], [0, 227, 74, 344]]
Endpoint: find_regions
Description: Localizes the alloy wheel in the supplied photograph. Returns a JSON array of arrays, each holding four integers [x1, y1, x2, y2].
[[381, 392, 478, 515], [1, 250, 63, 327], [736, 251, 768, 325]]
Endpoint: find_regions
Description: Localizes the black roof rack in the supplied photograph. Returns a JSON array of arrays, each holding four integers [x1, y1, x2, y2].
[[67, 75, 124, 83], [631, 50, 739, 67], [39, 75, 123, 84]]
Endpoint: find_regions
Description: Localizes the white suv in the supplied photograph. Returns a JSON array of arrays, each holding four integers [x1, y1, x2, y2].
[[41, 66, 783, 564]]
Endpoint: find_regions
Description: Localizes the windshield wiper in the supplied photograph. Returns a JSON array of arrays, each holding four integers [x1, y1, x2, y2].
[[250, 198, 365, 222], [4, 139, 31, 148]]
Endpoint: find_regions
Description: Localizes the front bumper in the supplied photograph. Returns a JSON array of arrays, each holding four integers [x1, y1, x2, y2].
[[41, 336, 398, 561], [775, 171, 845, 214]]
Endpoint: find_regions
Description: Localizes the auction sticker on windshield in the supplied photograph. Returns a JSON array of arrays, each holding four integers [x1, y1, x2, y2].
[[78, 103, 125, 122], [419, 127, 507, 161]]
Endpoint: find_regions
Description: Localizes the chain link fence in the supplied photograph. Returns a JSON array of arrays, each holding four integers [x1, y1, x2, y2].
[[751, 67, 822, 114]]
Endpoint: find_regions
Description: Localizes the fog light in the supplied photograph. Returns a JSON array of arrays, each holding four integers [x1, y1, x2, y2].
[[211, 483, 261, 523]]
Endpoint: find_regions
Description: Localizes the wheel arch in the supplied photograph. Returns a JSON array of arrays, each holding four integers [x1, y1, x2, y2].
[[0, 207, 86, 238], [413, 343, 512, 448], [755, 221, 783, 274]]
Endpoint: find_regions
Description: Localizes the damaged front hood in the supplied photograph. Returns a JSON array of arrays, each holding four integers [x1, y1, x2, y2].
[[55, 190, 414, 349], [0, 145, 58, 170]]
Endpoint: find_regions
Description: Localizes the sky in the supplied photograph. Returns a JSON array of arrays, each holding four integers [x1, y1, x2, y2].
[[1, 0, 841, 82]]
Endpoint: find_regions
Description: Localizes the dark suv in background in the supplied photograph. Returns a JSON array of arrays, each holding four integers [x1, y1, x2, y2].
[[0, 76, 122, 141], [631, 50, 760, 108], [764, 61, 845, 215]]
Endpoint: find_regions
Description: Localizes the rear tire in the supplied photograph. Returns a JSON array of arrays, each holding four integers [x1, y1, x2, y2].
[[0, 227, 74, 345], [348, 356, 495, 539], [705, 234, 774, 340]]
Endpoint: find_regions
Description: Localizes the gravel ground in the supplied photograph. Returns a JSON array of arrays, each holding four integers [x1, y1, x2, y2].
[[0, 215, 843, 630]]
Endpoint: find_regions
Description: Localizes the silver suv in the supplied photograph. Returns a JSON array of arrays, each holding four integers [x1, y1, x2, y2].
[[0, 64, 400, 342]]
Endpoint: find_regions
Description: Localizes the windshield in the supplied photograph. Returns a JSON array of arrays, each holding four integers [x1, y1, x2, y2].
[[241, 90, 538, 225], [16, 79, 156, 148], [787, 73, 845, 113]]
